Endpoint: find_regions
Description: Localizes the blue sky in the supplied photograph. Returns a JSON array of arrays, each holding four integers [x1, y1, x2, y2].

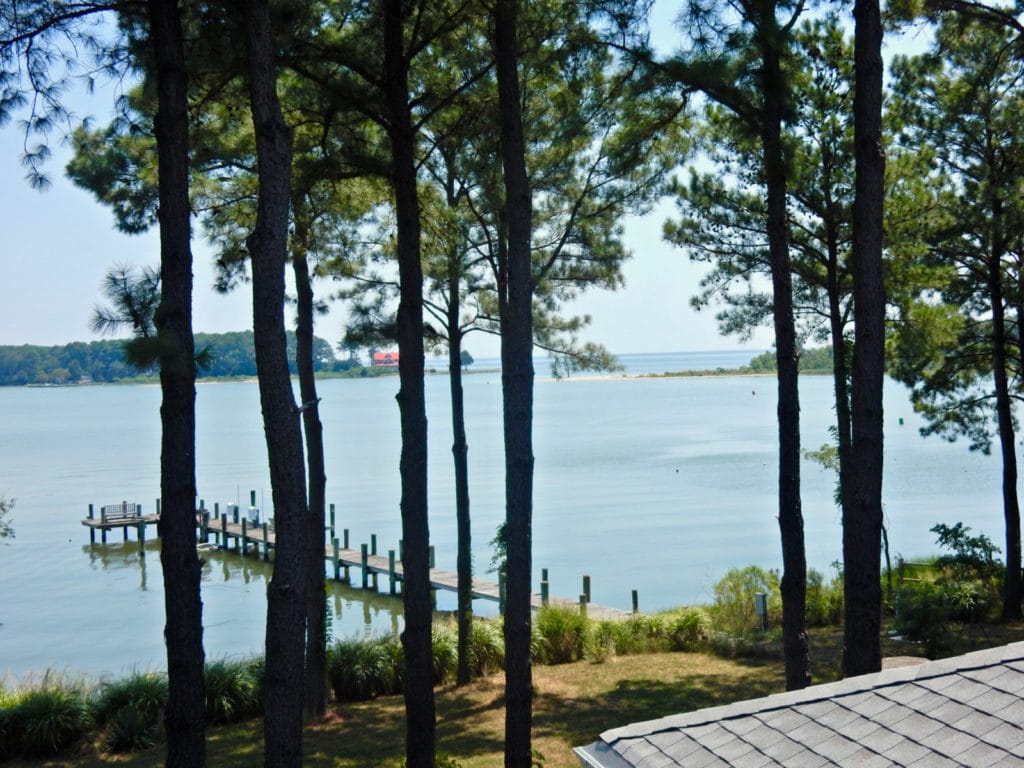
[[0, 4, 785, 359]]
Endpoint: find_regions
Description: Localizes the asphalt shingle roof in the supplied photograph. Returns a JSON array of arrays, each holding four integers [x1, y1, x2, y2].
[[575, 642, 1024, 768]]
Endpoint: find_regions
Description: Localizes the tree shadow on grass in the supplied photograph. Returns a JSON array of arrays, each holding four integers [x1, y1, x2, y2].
[[533, 669, 781, 748]]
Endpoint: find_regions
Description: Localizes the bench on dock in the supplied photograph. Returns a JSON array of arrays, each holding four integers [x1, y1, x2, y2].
[[100, 501, 143, 524]]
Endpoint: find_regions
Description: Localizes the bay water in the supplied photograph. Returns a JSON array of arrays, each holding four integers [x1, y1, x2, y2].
[[0, 351, 1005, 681]]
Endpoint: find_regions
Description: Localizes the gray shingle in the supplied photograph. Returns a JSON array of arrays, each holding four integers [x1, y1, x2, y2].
[[991, 696, 1024, 724], [906, 753, 960, 768], [881, 738, 930, 764], [647, 730, 689, 755], [847, 692, 897, 719], [832, 714, 881, 742], [943, 676, 992, 704], [743, 722, 789, 751], [954, 739, 1004, 768], [760, 737, 803, 762], [841, 748, 893, 768], [932, 726, 982, 759], [810, 733, 861, 763], [887, 710, 945, 740], [785, 721, 834, 749], [979, 722, 1024, 752]]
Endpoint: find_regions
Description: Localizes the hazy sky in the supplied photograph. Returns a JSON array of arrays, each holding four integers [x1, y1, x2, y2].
[[0, 5, 784, 360]]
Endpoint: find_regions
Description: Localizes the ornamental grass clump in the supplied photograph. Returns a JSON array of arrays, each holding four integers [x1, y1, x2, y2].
[[432, 623, 459, 685], [327, 636, 402, 701], [1, 674, 93, 759], [204, 657, 263, 724], [93, 670, 168, 752], [469, 618, 504, 677], [534, 605, 589, 664], [662, 607, 714, 651]]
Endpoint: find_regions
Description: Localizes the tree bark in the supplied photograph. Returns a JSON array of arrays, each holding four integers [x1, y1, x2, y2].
[[494, 0, 536, 763], [758, 9, 809, 692], [242, 1, 309, 763], [383, 1, 435, 764], [147, 2, 206, 765], [292, 193, 330, 715], [845, 0, 885, 677]]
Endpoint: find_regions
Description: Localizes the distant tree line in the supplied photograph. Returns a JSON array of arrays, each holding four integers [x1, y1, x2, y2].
[[0, 331, 360, 386], [749, 347, 835, 374]]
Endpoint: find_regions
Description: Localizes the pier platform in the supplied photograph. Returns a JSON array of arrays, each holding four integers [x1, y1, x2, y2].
[[82, 500, 634, 621]]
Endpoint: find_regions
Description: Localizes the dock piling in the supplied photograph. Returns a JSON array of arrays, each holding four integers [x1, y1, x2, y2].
[[361, 543, 369, 589], [583, 575, 591, 604], [388, 549, 397, 595], [332, 538, 340, 580], [632, 590, 639, 614]]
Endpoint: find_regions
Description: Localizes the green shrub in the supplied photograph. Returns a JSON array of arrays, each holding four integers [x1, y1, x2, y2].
[[805, 569, 844, 626], [892, 578, 954, 656], [6, 677, 93, 758], [204, 658, 263, 724], [469, 619, 504, 677], [710, 566, 781, 636], [534, 606, 589, 665], [328, 636, 402, 701], [892, 523, 1005, 655]]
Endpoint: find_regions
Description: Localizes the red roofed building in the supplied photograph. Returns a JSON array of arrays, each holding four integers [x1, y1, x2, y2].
[[372, 351, 400, 367]]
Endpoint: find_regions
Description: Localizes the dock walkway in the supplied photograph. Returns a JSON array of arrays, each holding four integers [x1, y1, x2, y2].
[[82, 502, 633, 621]]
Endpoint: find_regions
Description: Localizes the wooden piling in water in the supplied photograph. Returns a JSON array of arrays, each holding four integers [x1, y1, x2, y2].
[[388, 549, 397, 595], [361, 543, 369, 589], [632, 589, 639, 614], [88, 504, 95, 544], [583, 574, 591, 604], [241, 518, 248, 556], [332, 538, 340, 580], [261, 522, 269, 561]]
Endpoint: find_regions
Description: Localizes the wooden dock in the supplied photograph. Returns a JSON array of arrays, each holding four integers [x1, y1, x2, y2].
[[82, 500, 634, 621]]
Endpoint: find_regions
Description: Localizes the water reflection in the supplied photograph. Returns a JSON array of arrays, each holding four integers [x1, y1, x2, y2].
[[79, 538, 418, 642]]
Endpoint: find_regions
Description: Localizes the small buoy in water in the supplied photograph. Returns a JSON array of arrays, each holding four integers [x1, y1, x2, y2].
[[899, 417, 904, 426], [752, 390, 756, 395]]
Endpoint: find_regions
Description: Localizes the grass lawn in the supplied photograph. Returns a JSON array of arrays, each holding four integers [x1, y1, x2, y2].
[[5, 651, 783, 768], [8, 623, 1023, 767]]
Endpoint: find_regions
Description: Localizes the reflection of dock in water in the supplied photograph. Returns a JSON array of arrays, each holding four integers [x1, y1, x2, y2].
[[82, 498, 634, 621]]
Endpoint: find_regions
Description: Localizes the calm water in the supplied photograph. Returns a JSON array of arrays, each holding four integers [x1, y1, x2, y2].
[[0, 350, 1006, 681]]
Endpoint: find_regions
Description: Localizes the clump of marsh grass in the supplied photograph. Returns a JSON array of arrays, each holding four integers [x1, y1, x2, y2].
[[1, 672, 93, 758], [327, 636, 402, 701], [204, 657, 263, 724], [94, 670, 167, 752]]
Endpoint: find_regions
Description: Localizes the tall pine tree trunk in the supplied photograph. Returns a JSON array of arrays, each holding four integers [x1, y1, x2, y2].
[[494, 0, 535, 762], [448, 304, 473, 686], [292, 193, 330, 715], [759, 9, 809, 692], [243, 2, 310, 763], [148, 1, 206, 763], [988, 228, 1022, 620], [383, 1, 435, 764], [845, 0, 885, 677]]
